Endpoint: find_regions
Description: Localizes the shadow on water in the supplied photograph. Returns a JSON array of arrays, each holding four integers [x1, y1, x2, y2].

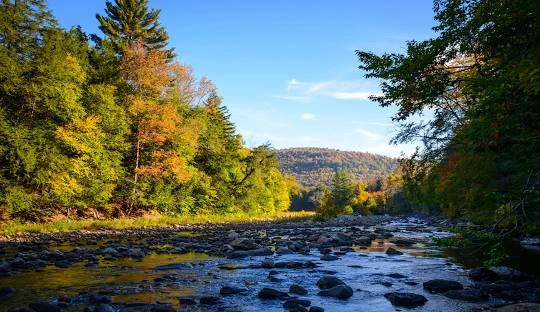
[[442, 239, 540, 276], [0, 252, 213, 311]]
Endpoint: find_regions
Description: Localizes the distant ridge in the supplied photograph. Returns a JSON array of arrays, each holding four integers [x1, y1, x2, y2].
[[275, 147, 397, 187]]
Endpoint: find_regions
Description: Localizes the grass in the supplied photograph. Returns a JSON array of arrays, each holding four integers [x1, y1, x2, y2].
[[0, 211, 315, 236]]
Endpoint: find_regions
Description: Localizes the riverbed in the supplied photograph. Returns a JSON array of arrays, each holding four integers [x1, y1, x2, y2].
[[0, 216, 538, 311]]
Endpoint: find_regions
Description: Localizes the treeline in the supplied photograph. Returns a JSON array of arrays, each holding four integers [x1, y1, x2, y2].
[[0, 0, 294, 221], [357, 0, 540, 233], [276, 148, 397, 188], [289, 168, 406, 218]]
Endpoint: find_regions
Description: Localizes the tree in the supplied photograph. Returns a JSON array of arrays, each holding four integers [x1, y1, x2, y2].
[[96, 0, 174, 59], [357, 0, 540, 230]]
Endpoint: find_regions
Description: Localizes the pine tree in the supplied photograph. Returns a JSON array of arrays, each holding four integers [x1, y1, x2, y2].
[[96, 0, 174, 59]]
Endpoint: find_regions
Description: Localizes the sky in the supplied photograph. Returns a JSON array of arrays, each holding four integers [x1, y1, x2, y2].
[[47, 0, 436, 157]]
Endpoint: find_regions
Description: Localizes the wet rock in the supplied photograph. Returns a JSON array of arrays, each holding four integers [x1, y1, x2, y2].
[[491, 303, 540, 311], [391, 239, 415, 246], [384, 292, 428, 308], [316, 275, 345, 289], [381, 282, 393, 287], [0, 261, 10, 275], [54, 260, 72, 268], [150, 305, 176, 312], [0, 286, 15, 301], [320, 254, 339, 261], [230, 238, 260, 250], [178, 297, 197, 305], [423, 279, 463, 293], [95, 304, 115, 312], [261, 259, 274, 268], [228, 247, 273, 259], [385, 247, 403, 256], [276, 247, 293, 255], [153, 262, 192, 270], [444, 289, 489, 302], [318, 285, 353, 299], [309, 307, 324, 312], [258, 287, 289, 300], [127, 248, 144, 258], [387, 273, 407, 279], [283, 299, 311, 309], [90, 293, 112, 304], [355, 236, 372, 246], [220, 286, 247, 295], [29, 301, 60, 312], [101, 247, 119, 257], [469, 267, 499, 282], [490, 266, 529, 282], [199, 296, 220, 304], [227, 231, 240, 240], [289, 284, 308, 295]]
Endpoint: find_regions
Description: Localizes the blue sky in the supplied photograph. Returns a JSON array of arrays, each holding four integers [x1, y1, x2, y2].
[[48, 0, 436, 157]]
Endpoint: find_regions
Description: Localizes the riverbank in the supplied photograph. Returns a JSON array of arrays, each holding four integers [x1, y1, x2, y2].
[[0, 211, 315, 237]]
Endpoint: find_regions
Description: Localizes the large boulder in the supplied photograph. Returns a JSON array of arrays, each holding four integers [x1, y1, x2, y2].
[[469, 267, 499, 282], [490, 266, 529, 282], [384, 292, 427, 308], [230, 238, 260, 250], [444, 289, 489, 302], [423, 279, 463, 293], [258, 288, 289, 300], [228, 247, 273, 259], [316, 275, 345, 289], [318, 285, 353, 299]]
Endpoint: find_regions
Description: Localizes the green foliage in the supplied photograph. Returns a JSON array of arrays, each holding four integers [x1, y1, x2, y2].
[[96, 0, 174, 59], [0, 0, 295, 221], [357, 0, 540, 233]]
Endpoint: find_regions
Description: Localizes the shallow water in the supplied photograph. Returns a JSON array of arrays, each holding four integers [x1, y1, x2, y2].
[[0, 219, 532, 311]]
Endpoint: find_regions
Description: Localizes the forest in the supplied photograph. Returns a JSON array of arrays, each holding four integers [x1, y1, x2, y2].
[[0, 0, 295, 222], [275, 148, 397, 188], [356, 0, 540, 234]]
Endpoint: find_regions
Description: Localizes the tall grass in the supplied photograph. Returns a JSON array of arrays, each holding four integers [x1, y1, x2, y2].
[[0, 211, 315, 236]]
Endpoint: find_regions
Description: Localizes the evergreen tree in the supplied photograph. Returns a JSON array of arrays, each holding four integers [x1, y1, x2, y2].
[[96, 0, 174, 59]]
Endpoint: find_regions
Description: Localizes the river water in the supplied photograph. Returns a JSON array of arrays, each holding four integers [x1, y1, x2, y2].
[[0, 217, 537, 311]]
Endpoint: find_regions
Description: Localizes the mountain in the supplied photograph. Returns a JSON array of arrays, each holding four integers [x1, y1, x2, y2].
[[275, 147, 398, 187]]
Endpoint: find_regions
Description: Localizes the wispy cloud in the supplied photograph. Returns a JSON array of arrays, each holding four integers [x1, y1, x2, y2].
[[279, 78, 381, 102], [301, 113, 316, 120], [355, 127, 383, 140], [273, 95, 311, 103]]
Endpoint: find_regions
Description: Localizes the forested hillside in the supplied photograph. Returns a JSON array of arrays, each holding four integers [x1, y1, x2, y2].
[[276, 148, 397, 187]]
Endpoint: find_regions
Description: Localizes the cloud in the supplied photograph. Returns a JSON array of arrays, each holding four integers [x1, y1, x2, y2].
[[281, 79, 381, 102], [273, 95, 311, 103], [355, 128, 383, 140], [301, 113, 316, 120]]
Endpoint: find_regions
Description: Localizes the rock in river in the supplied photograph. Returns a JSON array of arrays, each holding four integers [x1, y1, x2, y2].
[[258, 287, 289, 300], [423, 279, 463, 293], [384, 292, 427, 308], [318, 285, 354, 299], [316, 275, 345, 289], [385, 247, 403, 256], [289, 284, 308, 295], [220, 286, 247, 295], [228, 247, 273, 259], [29, 301, 61, 312], [443, 289, 489, 302]]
